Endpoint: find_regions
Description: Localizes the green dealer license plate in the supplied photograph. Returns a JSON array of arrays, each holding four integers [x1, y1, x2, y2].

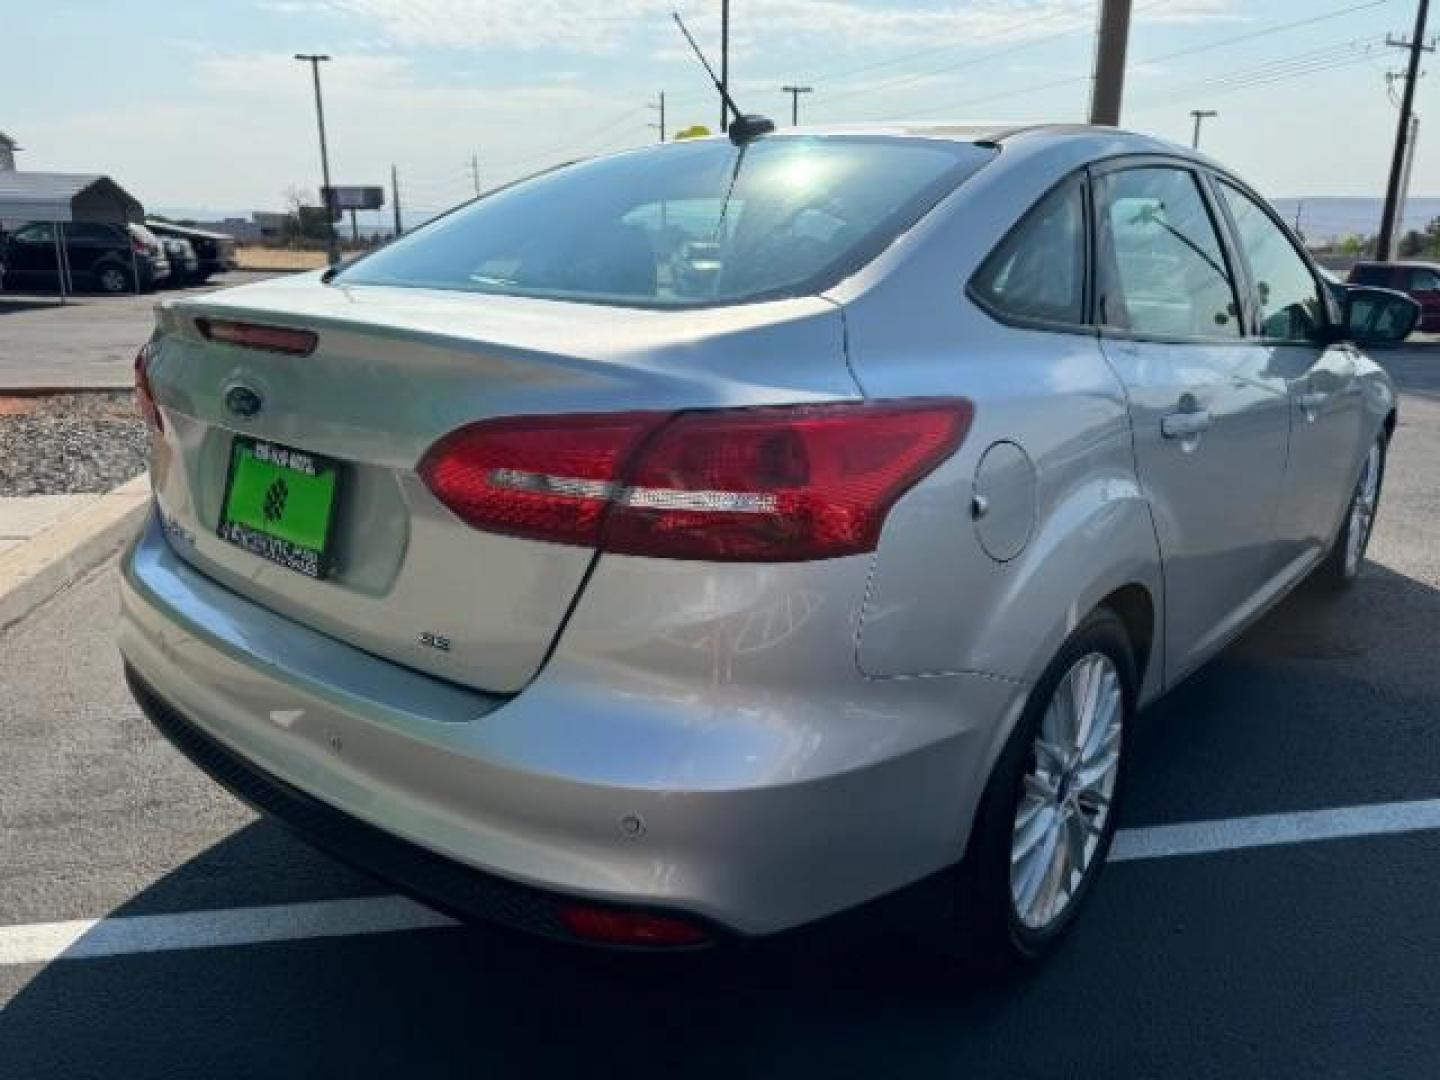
[[218, 437, 340, 578]]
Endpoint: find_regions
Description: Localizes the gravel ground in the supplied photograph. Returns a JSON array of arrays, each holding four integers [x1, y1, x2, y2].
[[0, 391, 148, 496]]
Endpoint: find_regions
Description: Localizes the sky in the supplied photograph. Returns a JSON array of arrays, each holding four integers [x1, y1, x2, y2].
[[0, 0, 1426, 233]]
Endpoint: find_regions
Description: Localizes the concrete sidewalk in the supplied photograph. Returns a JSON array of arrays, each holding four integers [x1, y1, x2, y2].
[[0, 493, 103, 555]]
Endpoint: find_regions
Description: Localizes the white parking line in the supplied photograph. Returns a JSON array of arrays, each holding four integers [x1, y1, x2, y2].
[[0, 896, 456, 967], [4, 797, 1440, 968], [1110, 797, 1440, 862]]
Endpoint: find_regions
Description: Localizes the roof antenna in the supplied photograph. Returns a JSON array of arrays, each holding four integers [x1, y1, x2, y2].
[[670, 12, 775, 146]]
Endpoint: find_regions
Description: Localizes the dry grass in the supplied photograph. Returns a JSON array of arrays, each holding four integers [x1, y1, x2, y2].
[[234, 247, 330, 271]]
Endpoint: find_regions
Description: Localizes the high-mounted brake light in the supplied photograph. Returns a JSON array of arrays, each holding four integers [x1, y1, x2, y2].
[[419, 400, 973, 562], [134, 343, 163, 434], [196, 318, 318, 356]]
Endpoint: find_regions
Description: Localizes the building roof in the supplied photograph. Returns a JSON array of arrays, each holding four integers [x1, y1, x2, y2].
[[0, 171, 142, 223]]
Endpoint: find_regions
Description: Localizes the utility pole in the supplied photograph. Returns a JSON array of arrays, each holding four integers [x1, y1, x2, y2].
[[1293, 199, 1305, 240], [720, 0, 730, 133], [294, 53, 339, 267], [782, 85, 813, 126], [1378, 0, 1432, 261], [469, 153, 481, 197], [1189, 109, 1218, 149], [1397, 113, 1422, 245], [1089, 0, 1133, 126], [391, 163, 403, 237], [649, 92, 666, 142]]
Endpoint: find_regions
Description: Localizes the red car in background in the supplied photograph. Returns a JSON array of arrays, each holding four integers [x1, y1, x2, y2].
[[1348, 261, 1440, 331]]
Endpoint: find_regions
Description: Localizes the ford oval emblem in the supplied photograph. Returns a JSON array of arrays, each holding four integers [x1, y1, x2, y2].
[[225, 385, 263, 419]]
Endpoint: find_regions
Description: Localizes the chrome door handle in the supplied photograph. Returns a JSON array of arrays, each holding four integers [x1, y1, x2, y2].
[[1160, 410, 1213, 439]]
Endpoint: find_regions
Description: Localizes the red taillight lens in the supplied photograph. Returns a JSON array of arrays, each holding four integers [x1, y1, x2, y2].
[[419, 400, 972, 561], [606, 401, 973, 561], [557, 904, 710, 947], [418, 412, 668, 546], [131, 236, 148, 254], [134, 344, 163, 433], [196, 318, 318, 356]]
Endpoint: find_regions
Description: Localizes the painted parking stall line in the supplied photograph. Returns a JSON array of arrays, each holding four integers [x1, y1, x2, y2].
[[5, 797, 1440, 968], [1110, 797, 1440, 862], [0, 896, 456, 968]]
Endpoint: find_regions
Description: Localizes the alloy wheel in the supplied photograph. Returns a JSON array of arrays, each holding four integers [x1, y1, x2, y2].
[[1344, 442, 1382, 578], [1009, 652, 1123, 931]]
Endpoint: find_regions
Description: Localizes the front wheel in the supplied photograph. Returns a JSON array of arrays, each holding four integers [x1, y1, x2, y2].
[[1317, 433, 1386, 590], [927, 608, 1135, 971], [95, 264, 131, 294]]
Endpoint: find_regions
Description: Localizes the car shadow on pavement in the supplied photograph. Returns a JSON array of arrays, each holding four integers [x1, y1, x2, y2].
[[3, 563, 1440, 1077]]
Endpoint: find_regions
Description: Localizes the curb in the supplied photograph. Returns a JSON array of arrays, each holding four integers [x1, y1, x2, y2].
[[0, 476, 150, 633]]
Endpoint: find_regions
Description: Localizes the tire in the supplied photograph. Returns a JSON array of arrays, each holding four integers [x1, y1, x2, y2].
[[95, 264, 131, 294], [927, 608, 1136, 972], [1316, 431, 1387, 591]]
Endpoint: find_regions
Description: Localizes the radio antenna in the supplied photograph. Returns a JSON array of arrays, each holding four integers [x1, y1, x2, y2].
[[670, 11, 775, 146]]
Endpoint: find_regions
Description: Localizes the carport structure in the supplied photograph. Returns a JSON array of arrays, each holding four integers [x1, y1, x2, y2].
[[0, 172, 145, 302]]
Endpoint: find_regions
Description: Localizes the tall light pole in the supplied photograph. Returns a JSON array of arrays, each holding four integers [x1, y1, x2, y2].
[[294, 53, 339, 267], [1089, 0, 1133, 126], [782, 85, 813, 126], [1190, 109, 1218, 149]]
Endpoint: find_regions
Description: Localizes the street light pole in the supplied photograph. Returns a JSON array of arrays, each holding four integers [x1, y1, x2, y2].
[[1190, 109, 1218, 149], [781, 85, 813, 126], [294, 53, 339, 267]]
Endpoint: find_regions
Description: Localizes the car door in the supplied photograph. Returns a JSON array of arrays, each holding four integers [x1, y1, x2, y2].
[[1212, 177, 1366, 563], [6, 222, 59, 284], [1092, 161, 1293, 683]]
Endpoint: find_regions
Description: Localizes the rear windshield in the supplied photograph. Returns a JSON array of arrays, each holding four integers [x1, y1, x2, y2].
[[1349, 264, 1390, 286], [335, 136, 994, 308]]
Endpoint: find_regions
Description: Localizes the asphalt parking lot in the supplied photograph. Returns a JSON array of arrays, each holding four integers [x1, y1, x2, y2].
[[1, 346, 1439, 1077], [0, 272, 276, 391]]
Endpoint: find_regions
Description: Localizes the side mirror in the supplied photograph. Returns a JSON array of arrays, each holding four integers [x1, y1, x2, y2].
[[1339, 285, 1420, 345]]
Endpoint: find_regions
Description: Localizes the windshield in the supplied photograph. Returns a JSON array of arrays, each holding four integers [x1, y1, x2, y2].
[[335, 136, 994, 308]]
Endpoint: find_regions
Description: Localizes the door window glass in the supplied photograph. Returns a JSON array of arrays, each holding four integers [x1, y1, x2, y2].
[[1407, 267, 1440, 291], [1095, 167, 1241, 338], [12, 223, 55, 244], [971, 179, 1085, 326], [1217, 181, 1326, 342]]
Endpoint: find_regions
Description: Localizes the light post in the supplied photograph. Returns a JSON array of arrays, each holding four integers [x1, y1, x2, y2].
[[782, 85, 813, 126], [295, 53, 340, 267], [1190, 109, 1218, 149]]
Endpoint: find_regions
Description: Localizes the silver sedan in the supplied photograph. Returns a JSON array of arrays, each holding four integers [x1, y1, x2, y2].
[[119, 123, 1411, 965]]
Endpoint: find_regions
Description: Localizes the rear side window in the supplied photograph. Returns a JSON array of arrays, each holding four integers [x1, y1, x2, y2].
[[1095, 166, 1242, 339], [335, 136, 994, 308], [971, 179, 1086, 326], [1350, 264, 1390, 287]]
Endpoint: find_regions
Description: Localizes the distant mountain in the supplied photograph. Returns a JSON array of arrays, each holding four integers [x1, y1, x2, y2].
[[1270, 197, 1440, 244]]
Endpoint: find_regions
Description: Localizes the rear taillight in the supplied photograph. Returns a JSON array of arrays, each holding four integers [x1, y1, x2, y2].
[[196, 318, 318, 356], [134, 344, 163, 433], [131, 236, 148, 254], [419, 400, 972, 562]]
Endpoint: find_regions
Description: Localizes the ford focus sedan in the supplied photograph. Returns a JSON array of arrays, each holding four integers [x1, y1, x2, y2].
[[119, 123, 1411, 966]]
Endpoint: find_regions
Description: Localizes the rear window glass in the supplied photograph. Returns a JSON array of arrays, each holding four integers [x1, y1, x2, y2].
[[335, 136, 993, 308]]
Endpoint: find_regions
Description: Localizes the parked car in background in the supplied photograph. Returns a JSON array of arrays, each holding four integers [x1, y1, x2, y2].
[[145, 221, 238, 283], [0, 221, 169, 293], [159, 236, 199, 288], [1347, 260, 1440, 331], [122, 124, 1413, 970]]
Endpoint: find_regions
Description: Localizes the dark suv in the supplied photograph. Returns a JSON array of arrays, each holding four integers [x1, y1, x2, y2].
[[144, 221, 238, 283], [0, 221, 169, 293]]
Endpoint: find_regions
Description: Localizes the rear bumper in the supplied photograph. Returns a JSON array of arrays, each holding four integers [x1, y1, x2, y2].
[[119, 512, 1023, 936]]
